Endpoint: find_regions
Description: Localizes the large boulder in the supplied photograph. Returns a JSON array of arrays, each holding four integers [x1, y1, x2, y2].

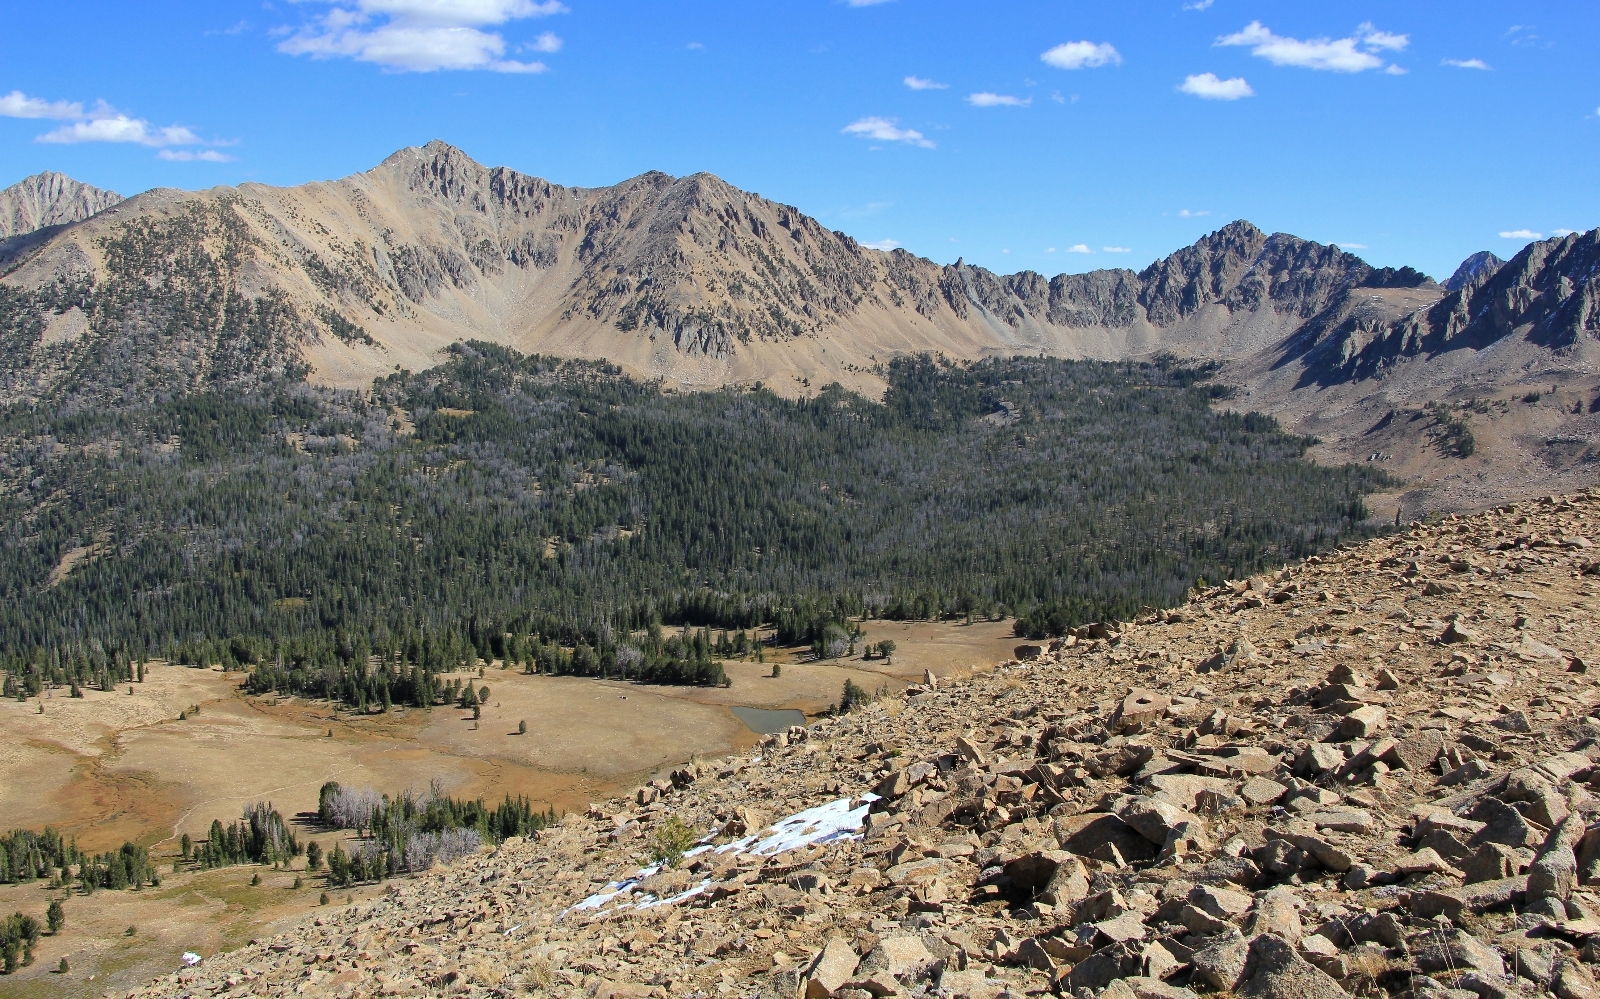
[[803, 938, 860, 998], [1236, 933, 1350, 999], [1413, 928, 1507, 978]]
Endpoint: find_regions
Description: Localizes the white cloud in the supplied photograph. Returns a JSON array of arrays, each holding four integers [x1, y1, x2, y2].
[[686, 41, 704, 50], [903, 75, 948, 90], [1356, 23, 1409, 51], [1334, 242, 1368, 249], [37, 116, 203, 147], [1104, 246, 1131, 253], [1183, 0, 1214, 9], [1040, 41, 1122, 70], [528, 31, 561, 52], [1216, 20, 1406, 73], [1065, 244, 1092, 253], [1553, 229, 1577, 237], [5, 90, 226, 153], [1178, 209, 1210, 217], [842, 116, 934, 148], [1179, 73, 1253, 100], [1443, 57, 1491, 70], [861, 238, 900, 251], [158, 149, 238, 162], [844, 0, 893, 5], [967, 92, 1030, 107], [1500, 229, 1542, 239], [278, 0, 566, 73], [0, 90, 86, 120], [1045, 247, 1057, 253]]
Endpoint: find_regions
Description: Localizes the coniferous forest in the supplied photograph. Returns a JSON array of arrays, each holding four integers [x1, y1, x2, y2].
[[0, 343, 1389, 704]]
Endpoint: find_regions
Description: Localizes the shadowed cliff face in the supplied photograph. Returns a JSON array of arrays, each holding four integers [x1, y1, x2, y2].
[[0, 141, 1596, 423]]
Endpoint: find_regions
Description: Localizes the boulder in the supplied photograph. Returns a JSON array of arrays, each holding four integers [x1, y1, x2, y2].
[[1244, 888, 1303, 944], [1529, 845, 1578, 902], [1113, 689, 1172, 733], [1065, 942, 1140, 993], [804, 939, 861, 998], [1190, 929, 1250, 992], [1413, 929, 1507, 978], [852, 936, 939, 984], [1410, 876, 1528, 920], [1470, 799, 1546, 850], [1382, 731, 1445, 772], [1340, 705, 1388, 739], [1116, 796, 1197, 847], [1237, 933, 1351, 999]]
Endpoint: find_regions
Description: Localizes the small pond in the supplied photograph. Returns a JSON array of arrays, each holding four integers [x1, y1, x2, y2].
[[730, 706, 807, 735]]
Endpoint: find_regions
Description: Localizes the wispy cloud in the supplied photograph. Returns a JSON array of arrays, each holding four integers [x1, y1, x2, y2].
[[1216, 21, 1406, 73], [528, 31, 561, 53], [903, 75, 948, 90], [1183, 0, 1214, 9], [1334, 242, 1368, 249], [278, 0, 566, 73], [1040, 41, 1122, 70], [967, 92, 1030, 107], [1104, 246, 1131, 253], [1554, 229, 1578, 237], [0, 90, 88, 120], [1179, 73, 1253, 100], [686, 41, 704, 50], [1442, 58, 1491, 70], [842, 116, 934, 148], [861, 238, 900, 251], [158, 149, 237, 162], [844, 0, 894, 5], [1065, 244, 1092, 253], [1500, 229, 1542, 239], [1178, 209, 1210, 218]]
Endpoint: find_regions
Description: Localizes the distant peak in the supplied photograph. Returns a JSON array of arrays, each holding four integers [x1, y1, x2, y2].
[[1445, 250, 1505, 292]]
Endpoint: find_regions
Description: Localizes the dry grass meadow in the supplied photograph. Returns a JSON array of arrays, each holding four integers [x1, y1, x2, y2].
[[0, 618, 1022, 997]]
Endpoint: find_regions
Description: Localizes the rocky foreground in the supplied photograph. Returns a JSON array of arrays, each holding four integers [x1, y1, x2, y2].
[[130, 491, 1600, 999]]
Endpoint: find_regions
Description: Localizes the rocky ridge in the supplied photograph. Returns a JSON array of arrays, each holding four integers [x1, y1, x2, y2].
[[124, 490, 1600, 999], [0, 170, 122, 239], [4, 144, 1600, 511]]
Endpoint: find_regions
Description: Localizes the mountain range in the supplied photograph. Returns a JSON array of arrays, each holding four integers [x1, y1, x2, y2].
[[2, 140, 1597, 512]]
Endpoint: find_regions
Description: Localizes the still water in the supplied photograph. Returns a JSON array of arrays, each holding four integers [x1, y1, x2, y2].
[[729, 706, 806, 734]]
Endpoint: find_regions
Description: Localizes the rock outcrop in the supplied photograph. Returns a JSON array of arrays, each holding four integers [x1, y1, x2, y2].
[[121, 488, 1600, 998]]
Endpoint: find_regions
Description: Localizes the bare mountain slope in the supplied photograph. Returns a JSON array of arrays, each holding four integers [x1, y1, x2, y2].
[[0, 170, 122, 240], [2, 142, 1599, 512]]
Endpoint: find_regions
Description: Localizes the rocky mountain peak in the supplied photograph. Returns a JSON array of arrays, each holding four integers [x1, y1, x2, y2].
[[1444, 250, 1505, 293], [0, 170, 123, 239]]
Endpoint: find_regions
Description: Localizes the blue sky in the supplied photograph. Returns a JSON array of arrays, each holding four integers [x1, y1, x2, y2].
[[2, 1, 1595, 282]]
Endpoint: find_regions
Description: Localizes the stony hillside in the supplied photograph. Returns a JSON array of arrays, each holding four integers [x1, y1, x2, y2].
[[3, 143, 1600, 510], [125, 489, 1600, 999], [0, 170, 122, 240]]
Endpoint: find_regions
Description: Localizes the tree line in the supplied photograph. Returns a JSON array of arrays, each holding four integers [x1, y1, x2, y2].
[[0, 346, 1390, 707]]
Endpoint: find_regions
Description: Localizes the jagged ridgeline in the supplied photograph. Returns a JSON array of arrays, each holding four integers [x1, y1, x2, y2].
[[0, 345, 1388, 702]]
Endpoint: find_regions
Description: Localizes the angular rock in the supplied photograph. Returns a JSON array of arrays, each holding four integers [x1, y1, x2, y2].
[[1190, 929, 1250, 992], [804, 938, 861, 998], [1237, 933, 1351, 999], [1410, 876, 1529, 919], [1341, 705, 1388, 739], [1413, 929, 1507, 978]]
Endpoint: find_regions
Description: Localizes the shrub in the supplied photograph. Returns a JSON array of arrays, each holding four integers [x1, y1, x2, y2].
[[649, 817, 697, 868]]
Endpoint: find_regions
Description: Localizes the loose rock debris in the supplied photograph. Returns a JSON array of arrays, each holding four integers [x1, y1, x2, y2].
[[123, 492, 1600, 998]]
